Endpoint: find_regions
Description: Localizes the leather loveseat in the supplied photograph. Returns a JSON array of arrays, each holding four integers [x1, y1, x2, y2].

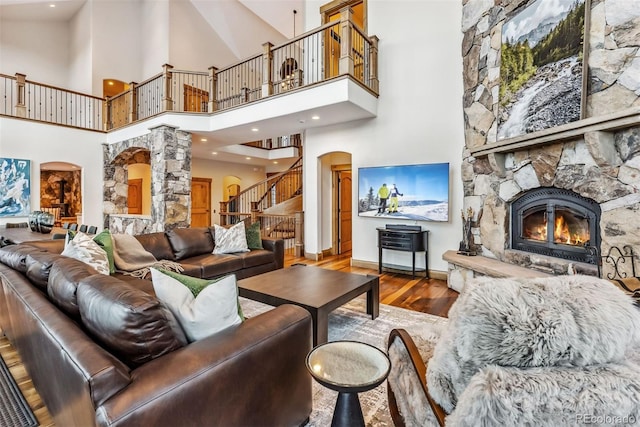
[[0, 229, 312, 427]]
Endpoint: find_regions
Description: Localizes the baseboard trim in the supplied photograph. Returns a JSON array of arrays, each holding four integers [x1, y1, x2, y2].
[[304, 252, 323, 261], [351, 258, 447, 281]]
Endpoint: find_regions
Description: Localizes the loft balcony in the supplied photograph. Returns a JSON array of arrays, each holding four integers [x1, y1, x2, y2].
[[0, 8, 378, 158]]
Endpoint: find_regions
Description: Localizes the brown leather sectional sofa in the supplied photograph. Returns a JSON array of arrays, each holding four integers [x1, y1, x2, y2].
[[0, 227, 313, 426]]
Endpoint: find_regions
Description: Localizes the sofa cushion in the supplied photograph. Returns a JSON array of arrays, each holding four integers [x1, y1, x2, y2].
[[212, 223, 249, 254], [77, 274, 187, 368], [61, 232, 110, 275], [25, 252, 63, 291], [182, 253, 244, 279], [174, 262, 204, 278], [135, 232, 176, 261], [93, 229, 116, 274], [0, 245, 44, 273], [48, 257, 99, 318], [166, 228, 214, 260], [150, 269, 243, 342], [234, 249, 275, 269], [246, 221, 263, 250]]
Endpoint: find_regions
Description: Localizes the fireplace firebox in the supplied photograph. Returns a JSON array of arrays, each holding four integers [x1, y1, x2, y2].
[[511, 188, 601, 264]]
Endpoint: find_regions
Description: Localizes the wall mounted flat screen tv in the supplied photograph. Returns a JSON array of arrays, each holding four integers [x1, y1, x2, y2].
[[358, 162, 449, 221]]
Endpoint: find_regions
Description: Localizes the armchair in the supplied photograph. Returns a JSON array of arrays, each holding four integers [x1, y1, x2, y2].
[[387, 275, 640, 426]]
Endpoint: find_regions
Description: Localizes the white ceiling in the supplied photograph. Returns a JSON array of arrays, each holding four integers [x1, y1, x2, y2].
[[0, 0, 85, 21]]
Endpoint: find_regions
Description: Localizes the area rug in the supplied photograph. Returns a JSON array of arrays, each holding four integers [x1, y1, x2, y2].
[[240, 296, 448, 426], [0, 354, 37, 427]]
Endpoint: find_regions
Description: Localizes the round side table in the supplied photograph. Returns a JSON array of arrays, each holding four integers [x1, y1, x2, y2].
[[306, 340, 391, 427]]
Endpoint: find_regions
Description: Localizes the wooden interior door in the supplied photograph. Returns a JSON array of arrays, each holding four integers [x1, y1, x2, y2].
[[191, 177, 212, 227], [338, 170, 352, 253], [127, 178, 142, 214], [184, 84, 209, 112]]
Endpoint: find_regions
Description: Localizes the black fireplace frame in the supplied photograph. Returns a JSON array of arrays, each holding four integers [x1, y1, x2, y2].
[[510, 188, 601, 264]]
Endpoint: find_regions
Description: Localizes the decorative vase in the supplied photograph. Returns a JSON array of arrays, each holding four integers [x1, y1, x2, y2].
[[37, 212, 55, 234], [29, 211, 41, 232]]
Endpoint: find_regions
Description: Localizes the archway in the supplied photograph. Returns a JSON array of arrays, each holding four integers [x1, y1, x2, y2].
[[40, 161, 82, 225], [102, 125, 192, 233], [318, 151, 352, 255]]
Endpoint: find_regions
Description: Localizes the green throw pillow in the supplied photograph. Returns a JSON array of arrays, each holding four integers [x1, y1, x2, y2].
[[92, 229, 116, 274], [246, 221, 263, 250], [157, 269, 244, 320]]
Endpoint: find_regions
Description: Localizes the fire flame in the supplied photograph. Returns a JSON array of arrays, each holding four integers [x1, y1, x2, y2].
[[553, 215, 586, 245], [523, 213, 589, 246]]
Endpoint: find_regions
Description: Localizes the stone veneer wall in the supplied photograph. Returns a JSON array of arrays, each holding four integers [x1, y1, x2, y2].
[[103, 125, 191, 233], [460, 0, 640, 276], [40, 169, 81, 216]]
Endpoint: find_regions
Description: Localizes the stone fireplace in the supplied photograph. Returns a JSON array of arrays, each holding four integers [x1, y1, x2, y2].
[[446, 0, 640, 291]]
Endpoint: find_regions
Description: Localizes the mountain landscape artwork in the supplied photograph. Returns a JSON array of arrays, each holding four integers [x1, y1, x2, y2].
[[498, 0, 586, 139]]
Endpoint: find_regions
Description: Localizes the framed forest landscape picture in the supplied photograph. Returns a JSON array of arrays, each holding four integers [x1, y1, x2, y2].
[[498, 0, 588, 140], [0, 158, 31, 217]]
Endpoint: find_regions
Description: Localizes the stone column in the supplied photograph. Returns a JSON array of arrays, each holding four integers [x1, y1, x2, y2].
[[149, 125, 192, 231]]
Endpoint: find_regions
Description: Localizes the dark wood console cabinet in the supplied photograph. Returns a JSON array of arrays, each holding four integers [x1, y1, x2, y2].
[[377, 225, 429, 278]]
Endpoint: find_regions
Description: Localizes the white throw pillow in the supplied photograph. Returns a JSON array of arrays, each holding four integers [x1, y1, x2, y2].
[[61, 231, 110, 275], [150, 268, 243, 342], [212, 222, 250, 254]]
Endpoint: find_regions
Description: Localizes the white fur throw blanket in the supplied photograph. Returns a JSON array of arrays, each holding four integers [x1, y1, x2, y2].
[[426, 275, 640, 419], [111, 233, 183, 278]]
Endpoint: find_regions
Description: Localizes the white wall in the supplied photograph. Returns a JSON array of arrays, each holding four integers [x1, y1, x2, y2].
[[0, 21, 70, 87], [191, 157, 268, 224], [90, 1, 142, 95], [0, 118, 105, 228], [141, 0, 170, 78], [303, 0, 465, 273], [69, 2, 93, 93]]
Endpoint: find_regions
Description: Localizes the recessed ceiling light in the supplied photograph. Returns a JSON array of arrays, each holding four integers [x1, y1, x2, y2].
[[246, 157, 252, 160], [251, 128, 259, 132], [312, 115, 320, 120], [273, 161, 278, 164], [49, 4, 56, 7], [200, 138, 207, 142], [211, 152, 217, 155], [107, 81, 114, 86]]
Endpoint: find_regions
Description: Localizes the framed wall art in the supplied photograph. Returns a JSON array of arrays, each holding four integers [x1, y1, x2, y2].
[[0, 157, 31, 217], [498, 0, 588, 140]]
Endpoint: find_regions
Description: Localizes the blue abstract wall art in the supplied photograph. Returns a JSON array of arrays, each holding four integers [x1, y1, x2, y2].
[[0, 158, 31, 217]]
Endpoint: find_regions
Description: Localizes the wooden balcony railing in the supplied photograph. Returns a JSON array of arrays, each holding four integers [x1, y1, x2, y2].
[[0, 73, 104, 131], [243, 133, 302, 150], [2, 7, 377, 132]]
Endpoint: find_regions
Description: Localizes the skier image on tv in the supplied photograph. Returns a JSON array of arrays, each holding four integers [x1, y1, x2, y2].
[[389, 184, 403, 213], [377, 183, 390, 214]]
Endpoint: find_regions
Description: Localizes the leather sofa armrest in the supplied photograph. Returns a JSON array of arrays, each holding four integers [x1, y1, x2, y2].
[[260, 237, 284, 269], [96, 304, 312, 427]]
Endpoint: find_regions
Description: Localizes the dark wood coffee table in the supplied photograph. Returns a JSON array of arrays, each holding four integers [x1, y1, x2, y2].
[[238, 265, 380, 345]]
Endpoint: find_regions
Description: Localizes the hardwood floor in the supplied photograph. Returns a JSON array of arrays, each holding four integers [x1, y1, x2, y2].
[[285, 250, 458, 318], [0, 251, 458, 426]]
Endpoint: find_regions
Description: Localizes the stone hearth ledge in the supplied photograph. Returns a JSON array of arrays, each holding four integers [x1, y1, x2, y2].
[[443, 250, 551, 292]]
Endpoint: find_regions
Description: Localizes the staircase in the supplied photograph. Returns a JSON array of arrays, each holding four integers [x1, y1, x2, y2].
[[219, 156, 303, 246]]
